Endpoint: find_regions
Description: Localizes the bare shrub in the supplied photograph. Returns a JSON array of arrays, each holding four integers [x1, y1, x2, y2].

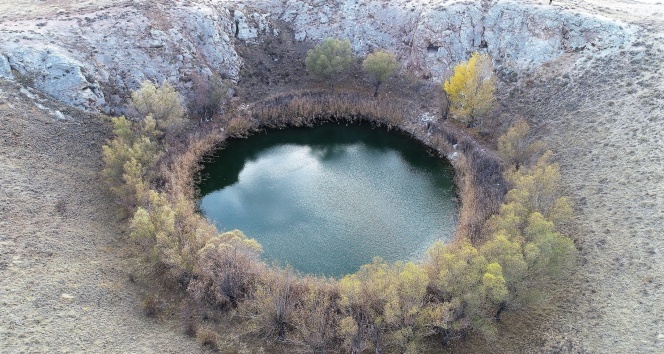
[[225, 116, 254, 138], [189, 72, 230, 120], [141, 294, 164, 318], [242, 268, 303, 341], [196, 326, 220, 351], [292, 278, 339, 353], [190, 230, 263, 308]]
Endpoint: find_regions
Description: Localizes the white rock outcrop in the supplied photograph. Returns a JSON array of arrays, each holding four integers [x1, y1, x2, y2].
[[0, 1, 242, 112], [4, 45, 104, 108], [0, 53, 12, 79], [266, 0, 634, 79], [0, 0, 635, 112]]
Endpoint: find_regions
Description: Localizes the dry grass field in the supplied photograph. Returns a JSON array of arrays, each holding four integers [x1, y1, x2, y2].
[[1, 0, 663, 353]]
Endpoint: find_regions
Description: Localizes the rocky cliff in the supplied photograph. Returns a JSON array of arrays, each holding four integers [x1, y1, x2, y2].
[[0, 0, 636, 112]]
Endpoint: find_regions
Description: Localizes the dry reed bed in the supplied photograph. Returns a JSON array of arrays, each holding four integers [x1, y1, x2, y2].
[[165, 90, 507, 245]]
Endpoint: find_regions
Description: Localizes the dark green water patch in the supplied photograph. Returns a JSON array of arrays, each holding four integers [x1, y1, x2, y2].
[[198, 123, 457, 277]]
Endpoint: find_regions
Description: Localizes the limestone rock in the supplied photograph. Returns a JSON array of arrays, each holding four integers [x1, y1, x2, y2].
[[0, 53, 12, 79], [0, 0, 635, 112], [0, 1, 243, 112], [4, 45, 104, 109], [265, 0, 634, 80]]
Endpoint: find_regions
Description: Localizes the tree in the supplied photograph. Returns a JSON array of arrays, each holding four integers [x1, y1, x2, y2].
[[443, 52, 496, 127], [497, 119, 545, 170], [305, 37, 354, 92], [131, 81, 186, 133], [362, 50, 399, 97], [338, 258, 429, 353]]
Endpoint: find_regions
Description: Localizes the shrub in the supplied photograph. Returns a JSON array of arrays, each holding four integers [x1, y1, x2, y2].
[[338, 258, 430, 353], [497, 119, 545, 170], [292, 279, 339, 353], [196, 326, 220, 351], [190, 72, 230, 119], [225, 116, 254, 138], [102, 116, 161, 212], [242, 268, 301, 341], [131, 81, 186, 133], [141, 294, 164, 317]]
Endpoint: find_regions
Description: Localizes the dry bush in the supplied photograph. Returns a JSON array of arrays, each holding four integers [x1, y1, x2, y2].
[[250, 90, 409, 131], [241, 268, 304, 341], [196, 326, 221, 351], [141, 294, 164, 318], [189, 230, 263, 309], [189, 72, 230, 120], [497, 119, 545, 170], [225, 115, 255, 138], [291, 278, 340, 353]]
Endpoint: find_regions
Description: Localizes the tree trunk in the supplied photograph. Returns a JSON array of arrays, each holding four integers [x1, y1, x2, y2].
[[495, 302, 507, 321], [373, 82, 381, 97]]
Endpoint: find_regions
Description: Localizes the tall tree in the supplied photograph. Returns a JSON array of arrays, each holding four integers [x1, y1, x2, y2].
[[305, 37, 354, 92], [443, 52, 496, 127], [362, 50, 399, 97]]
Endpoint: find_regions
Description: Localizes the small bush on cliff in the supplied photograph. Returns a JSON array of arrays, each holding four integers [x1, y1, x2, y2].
[[444, 52, 496, 127], [362, 50, 399, 97], [305, 37, 354, 92]]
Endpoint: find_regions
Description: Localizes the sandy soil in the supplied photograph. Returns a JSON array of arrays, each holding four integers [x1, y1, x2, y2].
[[0, 0, 663, 353]]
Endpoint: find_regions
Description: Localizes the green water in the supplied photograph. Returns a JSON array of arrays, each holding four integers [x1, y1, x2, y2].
[[198, 123, 457, 277]]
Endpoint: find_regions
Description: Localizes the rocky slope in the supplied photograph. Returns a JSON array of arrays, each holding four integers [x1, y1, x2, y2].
[[1, 0, 663, 353]]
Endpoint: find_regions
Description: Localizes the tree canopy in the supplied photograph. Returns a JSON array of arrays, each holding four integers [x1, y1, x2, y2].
[[443, 52, 496, 127], [362, 50, 399, 97], [305, 37, 354, 92]]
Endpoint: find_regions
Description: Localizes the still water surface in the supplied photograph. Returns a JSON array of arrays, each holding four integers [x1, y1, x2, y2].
[[198, 123, 457, 277]]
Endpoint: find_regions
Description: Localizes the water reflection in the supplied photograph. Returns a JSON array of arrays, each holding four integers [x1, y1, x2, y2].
[[198, 123, 457, 277]]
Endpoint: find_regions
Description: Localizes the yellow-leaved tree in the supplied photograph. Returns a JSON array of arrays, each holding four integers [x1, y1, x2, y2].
[[443, 52, 496, 127]]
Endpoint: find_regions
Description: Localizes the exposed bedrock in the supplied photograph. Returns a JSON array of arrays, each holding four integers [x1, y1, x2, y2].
[[0, 0, 636, 112]]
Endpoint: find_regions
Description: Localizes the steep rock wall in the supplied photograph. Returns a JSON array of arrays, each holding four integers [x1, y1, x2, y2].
[[0, 1, 242, 112], [0, 0, 634, 112], [267, 0, 634, 78]]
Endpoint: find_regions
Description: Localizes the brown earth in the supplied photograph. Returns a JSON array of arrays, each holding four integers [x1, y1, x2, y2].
[[1, 0, 663, 353]]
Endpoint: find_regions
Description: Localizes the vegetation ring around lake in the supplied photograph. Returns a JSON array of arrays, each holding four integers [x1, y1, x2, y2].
[[104, 82, 576, 352]]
